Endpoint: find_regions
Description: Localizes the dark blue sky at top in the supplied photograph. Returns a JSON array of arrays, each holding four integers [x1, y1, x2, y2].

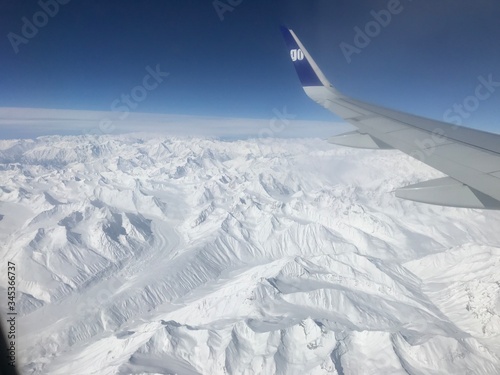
[[1, 0, 500, 132]]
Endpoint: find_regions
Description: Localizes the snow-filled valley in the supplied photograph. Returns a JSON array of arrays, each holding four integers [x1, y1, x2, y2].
[[1, 134, 500, 375]]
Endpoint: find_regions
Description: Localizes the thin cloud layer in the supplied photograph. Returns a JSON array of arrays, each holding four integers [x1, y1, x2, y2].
[[0, 107, 348, 140]]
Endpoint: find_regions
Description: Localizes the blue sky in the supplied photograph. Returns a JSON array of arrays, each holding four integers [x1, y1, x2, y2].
[[1, 0, 500, 138]]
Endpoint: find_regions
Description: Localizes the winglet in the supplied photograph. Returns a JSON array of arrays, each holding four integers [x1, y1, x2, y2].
[[280, 26, 333, 89]]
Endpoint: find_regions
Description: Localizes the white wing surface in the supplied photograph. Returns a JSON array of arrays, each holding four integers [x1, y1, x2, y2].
[[280, 26, 500, 209]]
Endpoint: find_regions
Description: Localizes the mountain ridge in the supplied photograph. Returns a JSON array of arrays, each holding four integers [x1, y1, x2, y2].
[[0, 135, 499, 374]]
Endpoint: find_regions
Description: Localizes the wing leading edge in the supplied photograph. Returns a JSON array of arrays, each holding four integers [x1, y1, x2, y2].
[[280, 26, 500, 209]]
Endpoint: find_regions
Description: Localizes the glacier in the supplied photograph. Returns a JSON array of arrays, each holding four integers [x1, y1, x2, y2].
[[0, 134, 500, 375]]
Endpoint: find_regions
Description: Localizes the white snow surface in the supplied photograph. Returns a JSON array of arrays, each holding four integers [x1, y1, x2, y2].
[[1, 134, 500, 375]]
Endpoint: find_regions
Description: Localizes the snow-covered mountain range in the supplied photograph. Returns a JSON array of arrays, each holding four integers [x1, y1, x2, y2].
[[1, 134, 499, 375]]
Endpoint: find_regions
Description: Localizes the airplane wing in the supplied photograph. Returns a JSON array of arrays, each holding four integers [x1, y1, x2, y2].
[[280, 26, 500, 209]]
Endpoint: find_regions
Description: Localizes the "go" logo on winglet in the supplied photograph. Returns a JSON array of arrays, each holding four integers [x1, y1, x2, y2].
[[290, 49, 304, 62]]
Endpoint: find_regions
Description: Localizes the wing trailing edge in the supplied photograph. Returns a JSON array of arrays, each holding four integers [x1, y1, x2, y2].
[[395, 177, 500, 209], [328, 131, 393, 150]]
